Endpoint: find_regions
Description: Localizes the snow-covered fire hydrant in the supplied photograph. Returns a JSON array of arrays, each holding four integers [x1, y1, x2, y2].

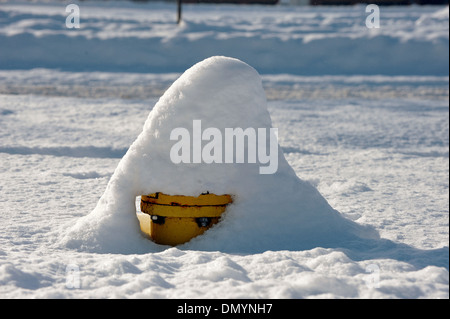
[[137, 192, 233, 246]]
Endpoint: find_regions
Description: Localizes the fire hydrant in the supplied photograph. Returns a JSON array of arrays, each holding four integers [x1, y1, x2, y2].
[[137, 192, 233, 246]]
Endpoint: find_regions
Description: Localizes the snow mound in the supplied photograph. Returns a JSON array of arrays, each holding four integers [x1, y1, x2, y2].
[[60, 56, 378, 253]]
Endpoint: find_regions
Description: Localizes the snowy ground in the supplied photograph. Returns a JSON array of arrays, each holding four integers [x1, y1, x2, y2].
[[0, 1, 448, 299]]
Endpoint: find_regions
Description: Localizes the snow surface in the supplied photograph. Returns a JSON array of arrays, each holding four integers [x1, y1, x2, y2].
[[0, 1, 448, 299]]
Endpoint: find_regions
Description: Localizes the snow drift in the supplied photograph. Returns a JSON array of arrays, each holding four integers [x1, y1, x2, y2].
[[61, 56, 379, 253], [0, 2, 448, 76]]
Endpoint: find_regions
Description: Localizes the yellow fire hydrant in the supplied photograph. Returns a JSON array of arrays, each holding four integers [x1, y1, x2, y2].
[[137, 192, 233, 246]]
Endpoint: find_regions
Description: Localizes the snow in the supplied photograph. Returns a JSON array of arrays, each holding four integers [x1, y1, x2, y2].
[[0, 1, 448, 75], [0, 1, 448, 299], [60, 56, 381, 254]]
